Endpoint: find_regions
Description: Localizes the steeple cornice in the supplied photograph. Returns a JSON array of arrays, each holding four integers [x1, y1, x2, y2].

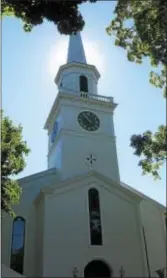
[[55, 62, 100, 85]]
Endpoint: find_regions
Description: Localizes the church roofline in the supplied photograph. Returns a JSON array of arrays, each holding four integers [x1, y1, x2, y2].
[[121, 181, 166, 208], [55, 62, 100, 85], [23, 169, 164, 208], [37, 170, 143, 204], [18, 167, 58, 185]]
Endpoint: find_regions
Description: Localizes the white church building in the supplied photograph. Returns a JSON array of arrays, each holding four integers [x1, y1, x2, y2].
[[1, 33, 166, 278]]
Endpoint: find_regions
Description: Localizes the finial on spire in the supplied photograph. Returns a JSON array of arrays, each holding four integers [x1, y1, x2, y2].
[[67, 32, 87, 64]]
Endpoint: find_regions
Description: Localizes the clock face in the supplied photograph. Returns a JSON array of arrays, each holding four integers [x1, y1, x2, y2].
[[51, 121, 58, 143], [78, 111, 100, 131]]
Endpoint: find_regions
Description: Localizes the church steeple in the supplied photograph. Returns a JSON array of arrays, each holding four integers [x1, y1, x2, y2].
[[55, 32, 100, 94], [45, 32, 120, 183], [67, 32, 87, 64]]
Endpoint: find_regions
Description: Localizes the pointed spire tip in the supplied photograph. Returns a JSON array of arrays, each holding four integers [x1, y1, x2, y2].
[[67, 32, 87, 64]]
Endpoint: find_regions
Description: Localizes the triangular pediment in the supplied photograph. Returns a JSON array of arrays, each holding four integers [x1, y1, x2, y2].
[[34, 171, 142, 205]]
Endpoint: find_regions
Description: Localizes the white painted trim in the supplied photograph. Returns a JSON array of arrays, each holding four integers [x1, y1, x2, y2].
[[18, 168, 58, 187], [55, 62, 100, 84], [121, 181, 166, 208], [37, 171, 143, 204], [44, 91, 117, 130]]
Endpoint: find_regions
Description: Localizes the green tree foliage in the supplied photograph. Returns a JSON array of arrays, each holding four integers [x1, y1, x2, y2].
[[106, 0, 167, 179], [130, 126, 167, 179], [1, 111, 30, 216], [2, 0, 96, 35]]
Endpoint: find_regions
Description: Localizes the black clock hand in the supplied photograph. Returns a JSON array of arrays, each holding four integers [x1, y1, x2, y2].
[[83, 114, 92, 124]]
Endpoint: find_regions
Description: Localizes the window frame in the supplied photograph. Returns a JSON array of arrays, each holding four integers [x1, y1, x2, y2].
[[88, 188, 103, 246], [80, 75, 88, 93], [10, 216, 26, 275]]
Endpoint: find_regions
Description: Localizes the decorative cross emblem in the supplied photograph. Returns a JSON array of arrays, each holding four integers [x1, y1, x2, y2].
[[86, 154, 96, 168]]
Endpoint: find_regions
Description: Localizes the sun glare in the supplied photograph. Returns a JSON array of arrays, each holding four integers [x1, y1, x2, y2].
[[48, 37, 105, 79]]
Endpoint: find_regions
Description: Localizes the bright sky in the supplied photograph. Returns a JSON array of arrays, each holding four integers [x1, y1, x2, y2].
[[2, 1, 166, 205]]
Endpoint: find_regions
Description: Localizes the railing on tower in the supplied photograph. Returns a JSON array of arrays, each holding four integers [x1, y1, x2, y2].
[[80, 92, 113, 103], [59, 86, 113, 103]]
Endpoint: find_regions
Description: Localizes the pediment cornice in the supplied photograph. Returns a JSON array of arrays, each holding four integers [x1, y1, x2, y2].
[[34, 171, 143, 206]]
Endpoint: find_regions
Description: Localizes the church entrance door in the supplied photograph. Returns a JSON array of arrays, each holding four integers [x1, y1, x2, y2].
[[84, 260, 111, 278]]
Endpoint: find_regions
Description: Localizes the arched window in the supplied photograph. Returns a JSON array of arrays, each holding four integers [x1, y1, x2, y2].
[[80, 75, 88, 92], [88, 188, 102, 245], [10, 217, 26, 274]]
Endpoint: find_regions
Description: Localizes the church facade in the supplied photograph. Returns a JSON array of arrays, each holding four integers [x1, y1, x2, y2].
[[1, 33, 166, 278]]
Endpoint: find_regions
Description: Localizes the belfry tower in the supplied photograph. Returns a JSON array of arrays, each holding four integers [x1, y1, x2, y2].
[[44, 32, 120, 182]]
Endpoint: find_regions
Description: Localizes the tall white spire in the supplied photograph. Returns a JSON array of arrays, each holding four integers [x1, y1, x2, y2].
[[67, 32, 87, 64]]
